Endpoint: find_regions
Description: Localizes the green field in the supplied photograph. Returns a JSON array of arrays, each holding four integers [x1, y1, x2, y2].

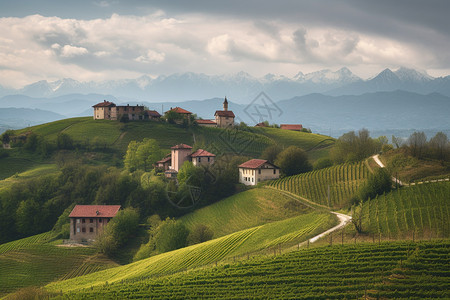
[[269, 161, 370, 209], [0, 163, 58, 189], [46, 211, 335, 293], [48, 241, 450, 299], [0, 232, 118, 297], [361, 182, 450, 239], [256, 127, 335, 150], [180, 188, 311, 238]]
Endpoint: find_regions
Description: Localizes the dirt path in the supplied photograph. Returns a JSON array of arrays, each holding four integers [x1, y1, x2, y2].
[[372, 154, 406, 186], [309, 212, 352, 243]]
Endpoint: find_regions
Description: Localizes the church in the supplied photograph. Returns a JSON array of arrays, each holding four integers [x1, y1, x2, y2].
[[214, 97, 235, 128]]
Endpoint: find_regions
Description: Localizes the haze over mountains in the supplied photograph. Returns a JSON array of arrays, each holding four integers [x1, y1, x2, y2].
[[0, 67, 449, 137]]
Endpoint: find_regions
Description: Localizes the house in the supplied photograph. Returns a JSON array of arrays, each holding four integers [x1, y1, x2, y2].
[[255, 122, 267, 127], [145, 110, 161, 120], [190, 149, 216, 167], [163, 143, 216, 178], [280, 124, 303, 131], [238, 159, 280, 186], [165, 107, 193, 124], [92, 101, 146, 121], [69, 205, 121, 242], [155, 154, 171, 171], [214, 97, 235, 128], [196, 119, 217, 127]]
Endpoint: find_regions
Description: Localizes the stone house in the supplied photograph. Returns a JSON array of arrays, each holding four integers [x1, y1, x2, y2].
[[93, 100, 116, 120], [163, 143, 216, 178], [238, 159, 280, 186], [69, 205, 121, 242], [92, 101, 145, 121], [214, 97, 235, 128], [190, 149, 216, 167], [165, 107, 193, 124]]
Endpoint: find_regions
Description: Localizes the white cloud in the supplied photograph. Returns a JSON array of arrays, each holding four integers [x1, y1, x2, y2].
[[135, 49, 165, 63], [60, 45, 88, 57]]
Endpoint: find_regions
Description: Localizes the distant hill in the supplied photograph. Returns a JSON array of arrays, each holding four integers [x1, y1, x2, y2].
[[0, 107, 65, 131]]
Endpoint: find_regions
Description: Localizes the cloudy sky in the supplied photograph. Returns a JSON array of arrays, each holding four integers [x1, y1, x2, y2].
[[0, 0, 449, 88]]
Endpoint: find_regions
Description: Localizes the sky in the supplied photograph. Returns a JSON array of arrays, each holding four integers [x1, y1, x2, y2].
[[0, 0, 449, 88]]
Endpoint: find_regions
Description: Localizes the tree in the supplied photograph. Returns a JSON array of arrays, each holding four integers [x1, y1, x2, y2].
[[313, 158, 333, 170], [357, 168, 392, 202], [429, 132, 449, 160], [154, 218, 189, 252], [331, 129, 380, 163], [275, 146, 312, 176], [124, 139, 163, 172], [57, 133, 74, 150], [261, 145, 282, 164], [408, 131, 427, 158], [187, 224, 213, 245], [96, 207, 140, 256]]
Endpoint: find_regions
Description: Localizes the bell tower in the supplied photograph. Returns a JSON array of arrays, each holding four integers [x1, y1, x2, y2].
[[223, 97, 228, 111]]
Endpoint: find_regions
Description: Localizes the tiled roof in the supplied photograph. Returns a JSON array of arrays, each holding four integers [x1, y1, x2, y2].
[[190, 149, 216, 157], [215, 110, 235, 117], [93, 100, 116, 107], [196, 119, 217, 124], [156, 156, 171, 163], [238, 159, 279, 169], [171, 143, 193, 150], [280, 124, 303, 131], [167, 107, 192, 114], [255, 122, 267, 127], [146, 110, 161, 117], [69, 205, 121, 218]]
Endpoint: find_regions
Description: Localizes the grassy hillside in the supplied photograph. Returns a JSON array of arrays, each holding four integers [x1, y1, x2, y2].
[[0, 232, 118, 297], [360, 182, 450, 239], [47, 241, 450, 299], [46, 211, 336, 293], [180, 188, 311, 238], [269, 161, 370, 209]]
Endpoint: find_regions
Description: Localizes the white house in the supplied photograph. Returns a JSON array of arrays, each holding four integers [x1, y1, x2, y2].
[[238, 159, 280, 186]]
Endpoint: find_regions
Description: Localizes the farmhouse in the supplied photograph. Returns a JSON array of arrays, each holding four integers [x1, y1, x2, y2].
[[214, 97, 235, 128], [164, 143, 216, 178], [280, 124, 303, 131], [238, 159, 280, 186], [69, 205, 121, 242], [165, 107, 193, 124], [92, 101, 145, 121]]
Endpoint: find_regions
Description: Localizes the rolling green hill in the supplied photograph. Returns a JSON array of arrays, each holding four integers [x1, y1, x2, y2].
[[46, 211, 336, 294], [180, 188, 311, 238], [0, 232, 118, 297], [269, 161, 370, 209], [47, 241, 450, 299]]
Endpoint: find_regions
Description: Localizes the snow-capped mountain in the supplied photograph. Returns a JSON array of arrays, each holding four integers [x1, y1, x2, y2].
[[3, 67, 450, 101]]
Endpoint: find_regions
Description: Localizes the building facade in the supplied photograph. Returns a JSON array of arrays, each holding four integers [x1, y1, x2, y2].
[[238, 159, 280, 186], [92, 101, 146, 120], [69, 205, 121, 242], [214, 97, 235, 128], [190, 149, 216, 167]]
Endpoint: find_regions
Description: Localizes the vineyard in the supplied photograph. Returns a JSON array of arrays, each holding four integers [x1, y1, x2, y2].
[[0, 231, 55, 255], [46, 211, 335, 293], [269, 161, 371, 208], [361, 182, 450, 239], [0, 243, 118, 296], [180, 188, 311, 238], [50, 241, 450, 299]]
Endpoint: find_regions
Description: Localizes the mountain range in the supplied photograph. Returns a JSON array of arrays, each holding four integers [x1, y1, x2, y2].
[[1, 67, 449, 101]]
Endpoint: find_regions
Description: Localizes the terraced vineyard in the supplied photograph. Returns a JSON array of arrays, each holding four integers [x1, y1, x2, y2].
[[180, 188, 311, 238], [0, 231, 55, 255], [361, 182, 450, 239], [269, 161, 370, 208], [46, 211, 335, 293], [50, 241, 450, 299], [0, 242, 118, 296]]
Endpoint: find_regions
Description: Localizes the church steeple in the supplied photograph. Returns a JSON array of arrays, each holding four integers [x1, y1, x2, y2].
[[223, 96, 228, 111]]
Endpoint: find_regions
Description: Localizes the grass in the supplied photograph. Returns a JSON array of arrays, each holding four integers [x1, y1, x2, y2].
[[269, 161, 371, 209], [48, 241, 450, 299], [180, 188, 311, 238], [46, 211, 335, 293], [0, 163, 58, 189], [0, 232, 118, 297], [361, 182, 450, 239]]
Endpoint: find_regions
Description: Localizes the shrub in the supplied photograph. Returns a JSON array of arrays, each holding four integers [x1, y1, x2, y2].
[[154, 218, 189, 253], [357, 168, 392, 202], [187, 224, 213, 245], [275, 146, 312, 176], [313, 158, 333, 170]]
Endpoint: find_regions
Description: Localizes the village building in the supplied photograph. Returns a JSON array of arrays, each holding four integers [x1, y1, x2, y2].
[[214, 97, 235, 128], [92, 101, 146, 121], [155, 154, 171, 171], [196, 119, 217, 127], [238, 159, 280, 186], [145, 110, 161, 120], [163, 143, 216, 178], [280, 124, 303, 131], [255, 122, 268, 127], [69, 205, 121, 242], [190, 149, 216, 167], [165, 107, 193, 124]]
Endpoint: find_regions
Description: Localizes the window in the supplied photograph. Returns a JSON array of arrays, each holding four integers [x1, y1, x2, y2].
[[89, 228, 94, 233], [90, 219, 93, 223], [82, 227, 86, 233], [252, 178, 254, 182], [82, 218, 85, 223], [273, 169, 277, 174], [198, 157, 201, 163], [99, 218, 102, 223], [208, 157, 210, 162], [258, 169, 261, 174], [76, 219, 80, 224], [76, 227, 80, 233]]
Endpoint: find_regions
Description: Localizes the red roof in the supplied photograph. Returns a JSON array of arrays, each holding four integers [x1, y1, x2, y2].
[[146, 110, 161, 117], [255, 122, 267, 127], [93, 100, 116, 107], [171, 143, 192, 150], [196, 119, 217, 125], [69, 205, 121, 218], [190, 149, 216, 157], [156, 156, 171, 164], [215, 110, 235, 117], [280, 124, 303, 131], [167, 107, 192, 114], [238, 159, 279, 169]]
